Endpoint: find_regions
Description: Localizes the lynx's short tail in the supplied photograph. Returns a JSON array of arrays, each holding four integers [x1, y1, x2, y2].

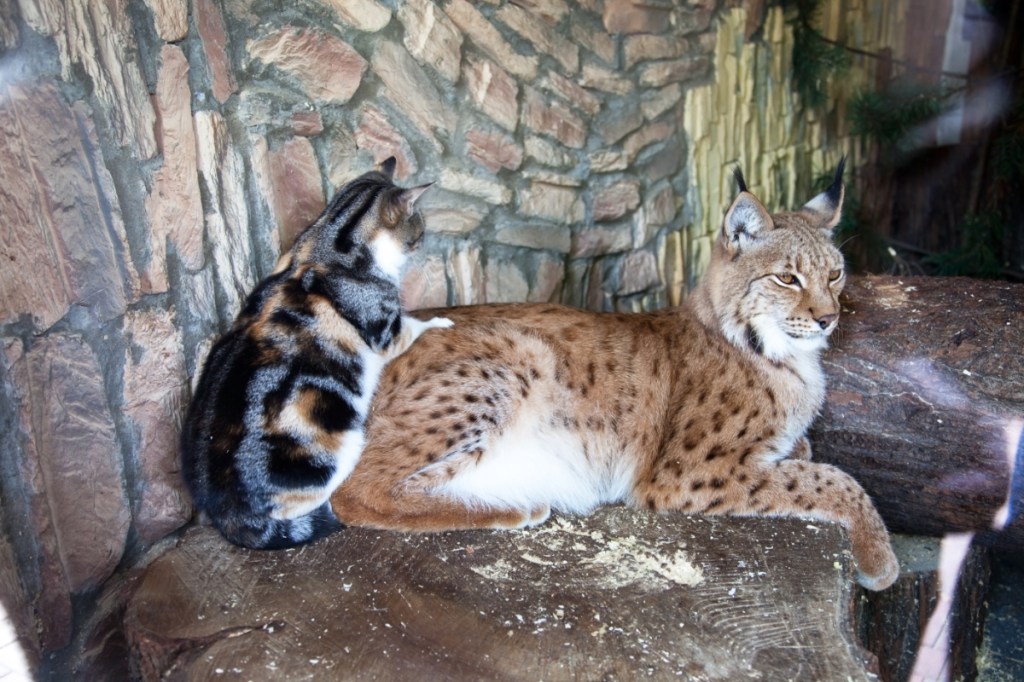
[[214, 502, 343, 550]]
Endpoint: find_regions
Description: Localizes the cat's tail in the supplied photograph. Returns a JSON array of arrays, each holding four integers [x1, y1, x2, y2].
[[215, 502, 344, 550]]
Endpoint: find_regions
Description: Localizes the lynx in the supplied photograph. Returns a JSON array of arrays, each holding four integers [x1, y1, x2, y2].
[[331, 160, 899, 590]]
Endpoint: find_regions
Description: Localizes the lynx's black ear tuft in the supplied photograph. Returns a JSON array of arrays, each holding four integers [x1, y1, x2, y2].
[[733, 167, 749, 194], [802, 156, 845, 231]]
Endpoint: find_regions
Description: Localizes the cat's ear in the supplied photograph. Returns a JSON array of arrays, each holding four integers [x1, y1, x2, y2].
[[722, 168, 773, 253], [378, 156, 398, 179], [802, 156, 845, 232], [397, 183, 432, 213]]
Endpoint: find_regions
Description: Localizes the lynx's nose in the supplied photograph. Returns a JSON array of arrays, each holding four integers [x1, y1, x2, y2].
[[816, 313, 838, 330]]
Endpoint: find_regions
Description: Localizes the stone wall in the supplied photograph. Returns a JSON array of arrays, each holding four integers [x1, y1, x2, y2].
[[0, 0, 965, 666]]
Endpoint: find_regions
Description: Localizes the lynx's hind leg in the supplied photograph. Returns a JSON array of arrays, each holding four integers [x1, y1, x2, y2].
[[333, 322, 552, 532]]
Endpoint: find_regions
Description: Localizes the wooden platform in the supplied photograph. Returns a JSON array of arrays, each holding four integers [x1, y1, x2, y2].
[[123, 508, 875, 681]]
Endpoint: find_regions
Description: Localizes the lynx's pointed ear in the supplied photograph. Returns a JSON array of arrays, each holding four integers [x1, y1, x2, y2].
[[722, 177, 773, 253], [378, 156, 398, 179], [802, 156, 845, 231]]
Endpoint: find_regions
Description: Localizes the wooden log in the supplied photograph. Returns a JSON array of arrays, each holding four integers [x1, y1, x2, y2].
[[810, 276, 1023, 553], [856, 535, 990, 682], [123, 510, 877, 681]]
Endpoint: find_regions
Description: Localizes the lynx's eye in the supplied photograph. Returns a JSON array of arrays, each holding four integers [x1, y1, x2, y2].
[[774, 273, 799, 286], [828, 269, 844, 282]]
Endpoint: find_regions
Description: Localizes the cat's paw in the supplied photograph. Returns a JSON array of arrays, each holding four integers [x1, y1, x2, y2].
[[425, 316, 454, 330]]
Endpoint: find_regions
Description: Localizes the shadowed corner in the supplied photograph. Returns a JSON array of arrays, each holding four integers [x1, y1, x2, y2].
[[909, 417, 1022, 682]]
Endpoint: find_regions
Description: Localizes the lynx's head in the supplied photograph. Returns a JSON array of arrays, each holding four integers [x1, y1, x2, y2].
[[283, 157, 431, 281], [697, 160, 847, 362]]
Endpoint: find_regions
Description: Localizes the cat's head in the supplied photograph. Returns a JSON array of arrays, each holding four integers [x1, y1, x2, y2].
[[290, 157, 432, 280], [701, 159, 847, 361]]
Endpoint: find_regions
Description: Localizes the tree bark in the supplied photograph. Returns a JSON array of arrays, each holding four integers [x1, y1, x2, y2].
[[810, 276, 1023, 554]]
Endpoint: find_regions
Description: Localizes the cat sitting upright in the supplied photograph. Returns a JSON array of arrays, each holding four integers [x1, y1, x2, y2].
[[332, 159, 900, 591], [182, 158, 452, 549]]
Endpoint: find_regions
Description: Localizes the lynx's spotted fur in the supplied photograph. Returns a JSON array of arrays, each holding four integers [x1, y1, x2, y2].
[[332, 161, 899, 590]]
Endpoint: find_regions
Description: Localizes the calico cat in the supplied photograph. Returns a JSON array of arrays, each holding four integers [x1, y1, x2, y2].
[[332, 160, 900, 591], [182, 158, 452, 549]]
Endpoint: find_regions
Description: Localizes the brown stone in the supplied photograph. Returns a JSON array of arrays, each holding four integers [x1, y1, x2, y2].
[[144, 0, 187, 41], [195, 0, 237, 104], [268, 136, 325, 250], [6, 334, 130, 650], [421, 199, 489, 235], [445, 0, 538, 80], [641, 142, 683, 182], [439, 169, 511, 205], [541, 72, 601, 116], [0, 0, 18, 51], [326, 0, 392, 32], [123, 310, 192, 546], [525, 135, 576, 168], [484, 260, 529, 303], [21, 0, 157, 158], [571, 224, 633, 258], [596, 101, 643, 145], [372, 40, 455, 145], [639, 56, 712, 88], [506, 0, 569, 23], [401, 254, 449, 310], [517, 181, 584, 224], [593, 179, 642, 222], [624, 34, 685, 69], [522, 87, 586, 149], [641, 83, 683, 120], [248, 27, 367, 103], [399, 0, 463, 83], [619, 249, 660, 294], [290, 110, 323, 136], [194, 111, 258, 319], [603, 0, 674, 34], [589, 149, 628, 173], [0, 81, 133, 329], [644, 183, 677, 226], [579, 62, 634, 95], [493, 216, 572, 253], [144, 45, 205, 293], [465, 127, 523, 173], [677, 6, 714, 35], [355, 105, 418, 180], [570, 20, 616, 66], [497, 3, 578, 74], [529, 255, 565, 302], [447, 244, 484, 304], [465, 55, 519, 132], [623, 120, 675, 161], [323, 126, 359, 191]]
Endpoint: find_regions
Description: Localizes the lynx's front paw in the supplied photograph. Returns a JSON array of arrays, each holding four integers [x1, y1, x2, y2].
[[852, 530, 900, 591]]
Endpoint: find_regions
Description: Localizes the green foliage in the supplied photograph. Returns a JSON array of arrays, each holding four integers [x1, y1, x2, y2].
[[923, 211, 1006, 278], [784, 0, 850, 109], [849, 85, 946, 155]]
